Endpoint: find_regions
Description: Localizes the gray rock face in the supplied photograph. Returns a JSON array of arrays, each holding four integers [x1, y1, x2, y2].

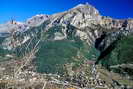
[[50, 3, 101, 28], [26, 14, 49, 27]]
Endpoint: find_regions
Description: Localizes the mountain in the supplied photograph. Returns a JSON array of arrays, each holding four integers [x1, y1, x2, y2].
[[0, 3, 133, 89], [26, 14, 49, 26]]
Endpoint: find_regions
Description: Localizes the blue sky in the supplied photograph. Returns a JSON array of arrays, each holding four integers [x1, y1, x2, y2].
[[0, 0, 133, 23]]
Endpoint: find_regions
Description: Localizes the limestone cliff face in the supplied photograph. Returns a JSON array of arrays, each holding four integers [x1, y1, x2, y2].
[[50, 4, 101, 28], [42, 3, 133, 45], [26, 14, 49, 27]]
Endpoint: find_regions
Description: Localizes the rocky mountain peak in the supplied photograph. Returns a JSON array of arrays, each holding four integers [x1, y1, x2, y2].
[[0, 20, 28, 34], [26, 14, 49, 27], [72, 3, 91, 10], [72, 3, 100, 15], [50, 3, 101, 29]]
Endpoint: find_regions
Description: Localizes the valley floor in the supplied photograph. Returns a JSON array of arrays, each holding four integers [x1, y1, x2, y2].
[[0, 59, 132, 89]]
